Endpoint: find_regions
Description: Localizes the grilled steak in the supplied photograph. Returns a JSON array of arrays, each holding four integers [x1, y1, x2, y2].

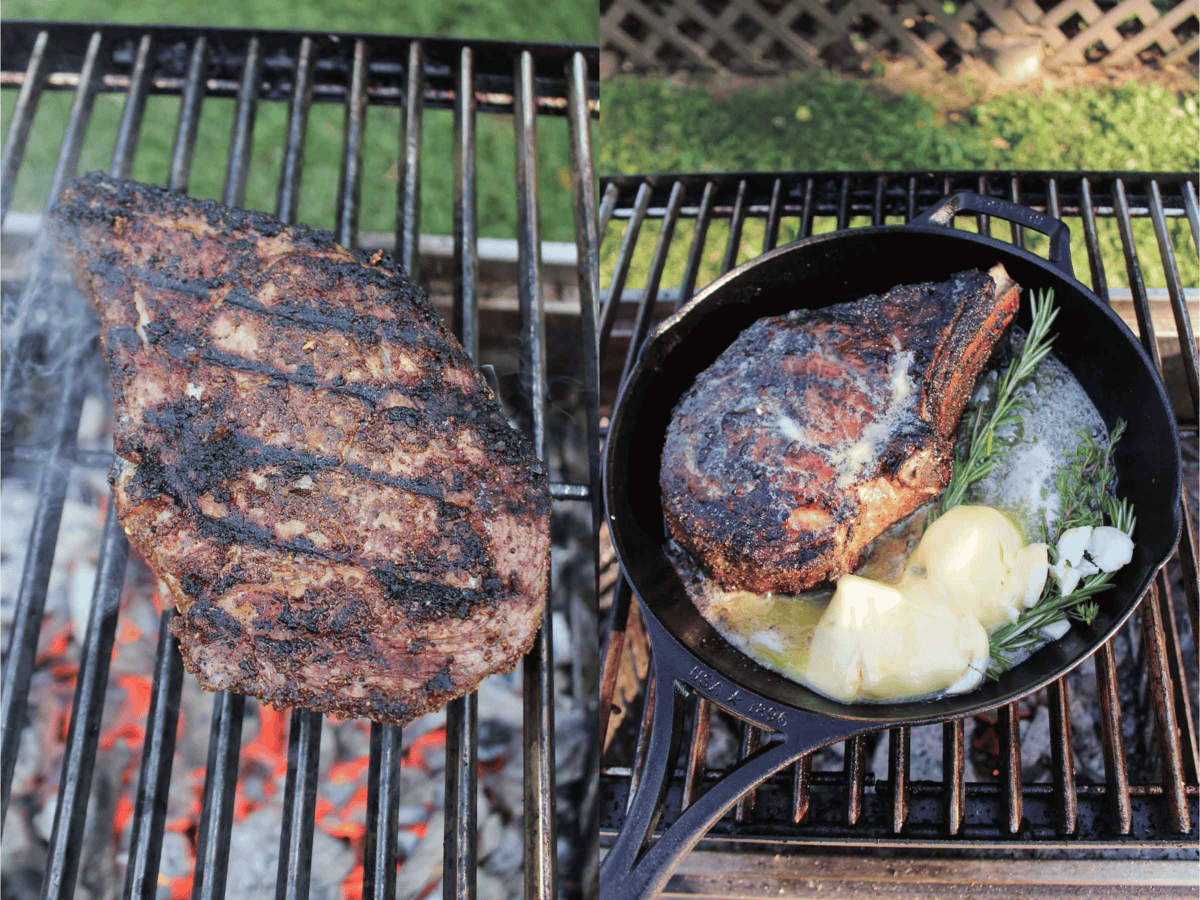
[[50, 173, 550, 726], [661, 265, 1020, 594]]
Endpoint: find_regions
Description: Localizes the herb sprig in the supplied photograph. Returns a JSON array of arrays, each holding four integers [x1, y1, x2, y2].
[[940, 288, 1059, 515], [1051, 419, 1133, 537], [985, 421, 1134, 677]]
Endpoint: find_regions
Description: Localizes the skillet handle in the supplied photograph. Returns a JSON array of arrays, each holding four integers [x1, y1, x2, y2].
[[600, 611, 867, 899], [912, 191, 1075, 278]]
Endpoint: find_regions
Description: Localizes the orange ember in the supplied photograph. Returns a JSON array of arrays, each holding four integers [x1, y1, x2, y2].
[[36, 621, 73, 665], [342, 870, 366, 900], [404, 727, 447, 769], [113, 795, 135, 839], [330, 757, 371, 785]]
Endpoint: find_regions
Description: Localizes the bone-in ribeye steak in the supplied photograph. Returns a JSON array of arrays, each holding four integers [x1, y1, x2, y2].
[[661, 265, 1020, 594], [50, 173, 549, 725]]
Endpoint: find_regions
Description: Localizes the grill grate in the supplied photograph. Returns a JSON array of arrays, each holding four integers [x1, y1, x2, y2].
[[598, 171, 1198, 887], [0, 20, 600, 900]]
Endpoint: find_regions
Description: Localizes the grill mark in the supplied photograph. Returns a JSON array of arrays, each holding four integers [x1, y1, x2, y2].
[[131, 311, 474, 418], [193, 343, 515, 461], [126, 397, 504, 602], [133, 398, 450, 504], [201, 344, 387, 405], [188, 503, 495, 620], [92, 258, 447, 354], [220, 287, 445, 352]]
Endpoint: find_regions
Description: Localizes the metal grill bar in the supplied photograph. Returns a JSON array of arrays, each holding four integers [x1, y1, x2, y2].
[[678, 181, 715, 304], [193, 691, 245, 900], [278, 710, 323, 899], [336, 40, 369, 251], [42, 506, 127, 900], [719, 179, 747, 274], [109, 34, 154, 179], [396, 40, 424, 278], [0, 28, 47, 220], [47, 31, 103, 211], [1149, 182, 1199, 410], [221, 36, 262, 207], [445, 43, 482, 900], [0, 284, 86, 825], [363, 722, 403, 900], [122, 610, 185, 900], [598, 171, 1199, 864], [189, 40, 261, 900], [122, 42, 214, 893], [619, 181, 682, 386], [515, 48, 559, 900], [277, 36, 316, 226], [565, 52, 602, 900], [1095, 640, 1133, 833], [598, 182, 650, 354]]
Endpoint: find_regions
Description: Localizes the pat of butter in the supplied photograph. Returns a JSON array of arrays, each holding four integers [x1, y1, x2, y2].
[[804, 575, 989, 703], [802, 506, 1049, 704], [907, 505, 1046, 631]]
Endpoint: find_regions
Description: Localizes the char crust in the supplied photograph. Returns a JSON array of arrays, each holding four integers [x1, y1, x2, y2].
[[50, 173, 550, 725], [661, 267, 1020, 594]]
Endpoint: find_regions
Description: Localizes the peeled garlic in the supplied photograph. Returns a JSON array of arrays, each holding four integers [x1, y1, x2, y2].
[[1040, 618, 1071, 641], [1087, 525, 1135, 572], [1056, 526, 1093, 567]]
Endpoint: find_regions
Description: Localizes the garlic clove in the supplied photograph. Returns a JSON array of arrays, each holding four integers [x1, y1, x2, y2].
[[1040, 618, 1071, 641], [1057, 565, 1083, 597], [1086, 525, 1135, 573], [1056, 526, 1093, 568]]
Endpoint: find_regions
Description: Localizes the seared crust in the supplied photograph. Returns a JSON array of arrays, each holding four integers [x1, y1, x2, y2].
[[50, 173, 550, 725], [661, 267, 1019, 594]]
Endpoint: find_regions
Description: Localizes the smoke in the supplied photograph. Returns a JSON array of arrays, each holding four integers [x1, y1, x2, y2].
[[2, 219, 103, 385], [2, 216, 113, 477]]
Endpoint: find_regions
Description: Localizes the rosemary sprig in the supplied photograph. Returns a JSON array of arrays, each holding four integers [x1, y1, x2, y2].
[[987, 573, 1112, 672], [940, 288, 1059, 515], [1050, 418, 1132, 538], [986, 420, 1134, 677]]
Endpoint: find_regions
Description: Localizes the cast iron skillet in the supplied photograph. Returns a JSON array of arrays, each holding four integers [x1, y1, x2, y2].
[[600, 193, 1183, 898]]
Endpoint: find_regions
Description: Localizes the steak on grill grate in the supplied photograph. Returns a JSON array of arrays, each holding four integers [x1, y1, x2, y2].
[[661, 265, 1020, 594], [49, 173, 550, 726]]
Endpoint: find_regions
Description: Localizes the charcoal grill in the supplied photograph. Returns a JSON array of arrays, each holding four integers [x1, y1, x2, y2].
[[598, 171, 1198, 895], [0, 20, 600, 899]]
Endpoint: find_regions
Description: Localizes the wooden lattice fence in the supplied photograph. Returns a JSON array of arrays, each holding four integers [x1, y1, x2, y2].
[[600, 0, 1200, 73]]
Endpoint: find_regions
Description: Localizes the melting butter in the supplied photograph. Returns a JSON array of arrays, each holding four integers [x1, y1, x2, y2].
[[803, 506, 1047, 703]]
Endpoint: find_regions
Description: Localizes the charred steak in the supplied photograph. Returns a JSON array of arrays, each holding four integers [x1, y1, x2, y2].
[[661, 265, 1020, 594], [50, 173, 550, 726]]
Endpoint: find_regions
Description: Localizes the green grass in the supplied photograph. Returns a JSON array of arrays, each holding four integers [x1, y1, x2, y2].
[[4, 0, 596, 49], [2, 0, 597, 242], [600, 73, 1196, 173], [599, 73, 1199, 290]]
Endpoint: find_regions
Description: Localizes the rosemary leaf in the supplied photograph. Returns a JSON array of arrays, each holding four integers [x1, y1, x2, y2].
[[941, 288, 1058, 515]]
